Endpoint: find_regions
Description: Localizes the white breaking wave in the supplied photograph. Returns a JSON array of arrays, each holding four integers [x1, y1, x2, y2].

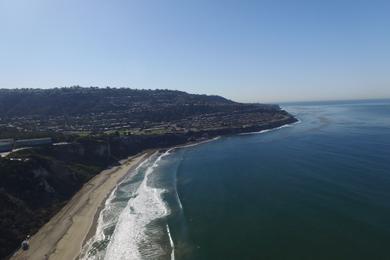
[[239, 119, 301, 136], [104, 151, 173, 260], [176, 187, 184, 211], [166, 224, 175, 260], [82, 138, 221, 260], [80, 158, 151, 260], [239, 129, 272, 135]]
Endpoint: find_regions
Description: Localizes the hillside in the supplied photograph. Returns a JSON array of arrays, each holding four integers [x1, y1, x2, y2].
[[0, 87, 297, 258], [0, 87, 233, 117], [0, 87, 287, 137]]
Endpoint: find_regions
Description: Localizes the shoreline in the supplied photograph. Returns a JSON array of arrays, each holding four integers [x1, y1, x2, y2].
[[81, 150, 156, 250], [79, 138, 222, 260], [238, 118, 301, 135], [9, 119, 297, 260], [11, 151, 153, 260]]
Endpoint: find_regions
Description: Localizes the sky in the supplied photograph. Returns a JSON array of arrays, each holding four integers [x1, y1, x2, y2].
[[0, 0, 389, 103]]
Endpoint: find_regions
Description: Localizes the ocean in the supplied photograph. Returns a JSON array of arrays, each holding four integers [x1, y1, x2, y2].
[[80, 100, 390, 260]]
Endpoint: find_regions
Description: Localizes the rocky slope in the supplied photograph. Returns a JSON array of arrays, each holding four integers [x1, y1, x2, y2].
[[0, 87, 297, 258]]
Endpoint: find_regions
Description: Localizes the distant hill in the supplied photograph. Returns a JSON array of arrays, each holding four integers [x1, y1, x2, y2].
[[0, 87, 297, 258], [0, 87, 235, 118], [0, 87, 284, 136]]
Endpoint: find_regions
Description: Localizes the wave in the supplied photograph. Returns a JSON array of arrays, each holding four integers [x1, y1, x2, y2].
[[239, 119, 301, 136], [80, 158, 151, 260], [103, 151, 173, 260], [166, 224, 175, 260], [80, 138, 222, 260]]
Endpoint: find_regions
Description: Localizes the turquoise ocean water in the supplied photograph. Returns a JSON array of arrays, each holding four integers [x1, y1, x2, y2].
[[82, 100, 390, 260]]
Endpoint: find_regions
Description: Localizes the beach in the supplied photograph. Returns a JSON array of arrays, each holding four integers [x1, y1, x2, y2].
[[11, 151, 151, 260]]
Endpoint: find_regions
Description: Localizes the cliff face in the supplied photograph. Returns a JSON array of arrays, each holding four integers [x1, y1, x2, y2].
[[0, 113, 297, 259], [0, 141, 113, 259], [109, 114, 297, 157]]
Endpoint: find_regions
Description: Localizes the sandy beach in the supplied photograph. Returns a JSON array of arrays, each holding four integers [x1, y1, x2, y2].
[[11, 152, 151, 260]]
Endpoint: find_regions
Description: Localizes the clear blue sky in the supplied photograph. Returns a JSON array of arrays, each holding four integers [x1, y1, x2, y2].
[[1, 0, 389, 102]]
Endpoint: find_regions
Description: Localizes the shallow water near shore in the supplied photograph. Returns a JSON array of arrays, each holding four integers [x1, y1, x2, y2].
[[82, 100, 390, 260]]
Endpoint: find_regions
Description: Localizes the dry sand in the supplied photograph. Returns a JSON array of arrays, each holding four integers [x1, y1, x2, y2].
[[11, 152, 151, 260]]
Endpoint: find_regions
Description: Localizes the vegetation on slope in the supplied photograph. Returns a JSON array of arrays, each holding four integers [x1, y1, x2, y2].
[[0, 87, 297, 258]]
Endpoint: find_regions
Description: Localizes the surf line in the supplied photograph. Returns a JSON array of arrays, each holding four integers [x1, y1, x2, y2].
[[166, 224, 175, 260], [239, 118, 301, 135]]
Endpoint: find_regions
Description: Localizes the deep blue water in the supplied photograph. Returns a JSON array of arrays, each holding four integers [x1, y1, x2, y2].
[[82, 100, 390, 260], [165, 100, 390, 260]]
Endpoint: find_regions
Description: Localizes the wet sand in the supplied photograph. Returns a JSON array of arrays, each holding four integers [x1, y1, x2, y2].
[[11, 152, 151, 260]]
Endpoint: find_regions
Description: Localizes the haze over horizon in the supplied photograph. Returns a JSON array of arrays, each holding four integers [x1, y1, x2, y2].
[[1, 0, 389, 103]]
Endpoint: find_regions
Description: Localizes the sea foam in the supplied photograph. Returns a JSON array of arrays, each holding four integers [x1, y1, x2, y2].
[[104, 151, 173, 260], [80, 159, 150, 260], [239, 119, 301, 135]]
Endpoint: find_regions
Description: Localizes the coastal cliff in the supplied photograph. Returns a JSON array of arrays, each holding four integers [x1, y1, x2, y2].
[[0, 87, 297, 258], [0, 141, 113, 258]]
